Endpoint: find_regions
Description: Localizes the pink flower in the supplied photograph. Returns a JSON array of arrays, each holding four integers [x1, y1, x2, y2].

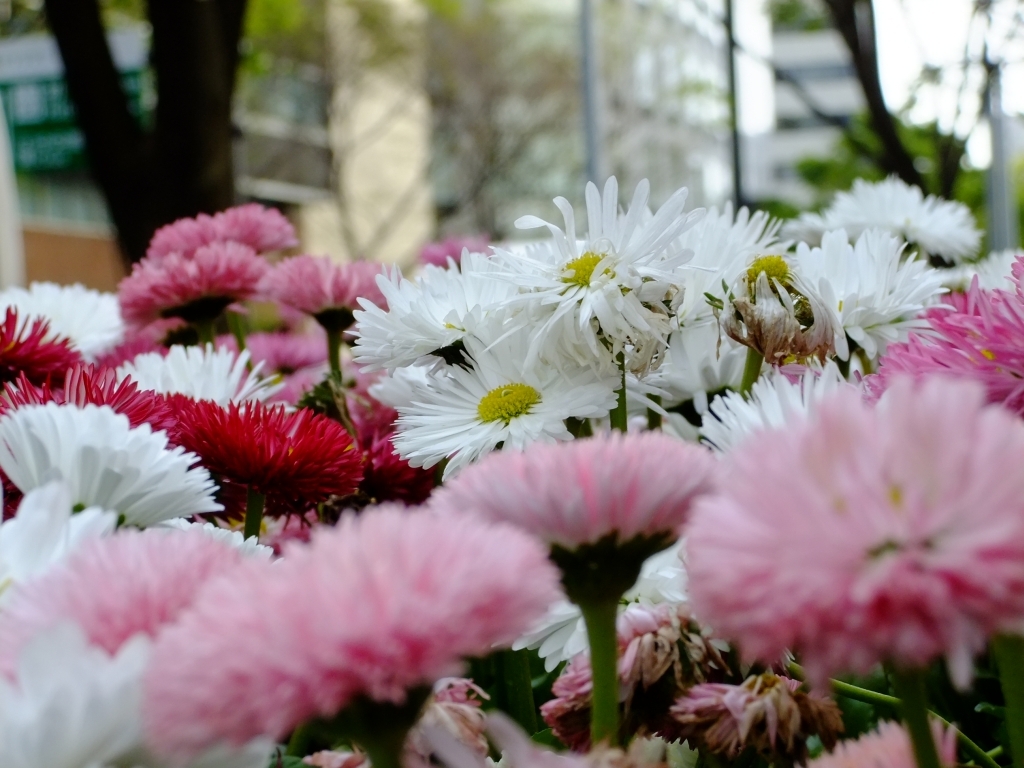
[[419, 236, 490, 268], [868, 280, 1024, 415], [244, 330, 327, 373], [431, 432, 717, 550], [303, 751, 367, 768], [119, 242, 270, 326], [94, 325, 169, 368], [274, 367, 323, 405], [687, 376, 1024, 688], [809, 720, 957, 768], [0, 529, 243, 676], [147, 204, 297, 260], [215, 203, 298, 254], [260, 255, 387, 328], [219, 331, 328, 404], [142, 505, 560, 760]]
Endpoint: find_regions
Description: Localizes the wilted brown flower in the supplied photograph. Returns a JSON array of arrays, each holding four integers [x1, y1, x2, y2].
[[721, 255, 838, 364], [667, 673, 844, 762], [542, 604, 732, 750]]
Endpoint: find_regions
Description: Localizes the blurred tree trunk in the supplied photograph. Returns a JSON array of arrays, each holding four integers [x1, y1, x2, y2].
[[42, 0, 248, 267], [821, 0, 926, 190]]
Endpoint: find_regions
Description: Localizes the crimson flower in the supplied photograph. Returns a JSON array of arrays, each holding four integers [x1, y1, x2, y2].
[[2, 365, 176, 433], [359, 429, 434, 506], [0, 308, 81, 386], [174, 399, 364, 517]]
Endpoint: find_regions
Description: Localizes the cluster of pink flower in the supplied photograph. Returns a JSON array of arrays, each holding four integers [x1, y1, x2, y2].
[[6, 202, 1024, 768]]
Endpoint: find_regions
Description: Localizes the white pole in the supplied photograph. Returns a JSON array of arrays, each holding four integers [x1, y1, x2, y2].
[[580, 0, 603, 184], [986, 63, 1019, 251], [0, 94, 25, 288]]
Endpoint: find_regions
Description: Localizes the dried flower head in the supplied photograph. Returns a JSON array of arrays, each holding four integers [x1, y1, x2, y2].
[[721, 255, 839, 364], [668, 674, 843, 762]]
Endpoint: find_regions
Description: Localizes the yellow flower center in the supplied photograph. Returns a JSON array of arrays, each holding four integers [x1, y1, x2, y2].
[[562, 252, 605, 288], [477, 383, 541, 425], [746, 255, 791, 288]]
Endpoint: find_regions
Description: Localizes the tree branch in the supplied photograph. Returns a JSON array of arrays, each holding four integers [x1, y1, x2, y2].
[[42, 0, 152, 261], [822, 0, 924, 188]]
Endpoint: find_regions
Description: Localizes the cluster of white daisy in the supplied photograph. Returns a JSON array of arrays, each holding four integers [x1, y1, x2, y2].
[[353, 174, 963, 475]]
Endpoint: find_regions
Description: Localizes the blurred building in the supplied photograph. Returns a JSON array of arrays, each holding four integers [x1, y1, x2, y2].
[[745, 0, 864, 206], [427, 0, 733, 242], [0, 28, 147, 288], [600, 0, 733, 209], [299, 0, 434, 267]]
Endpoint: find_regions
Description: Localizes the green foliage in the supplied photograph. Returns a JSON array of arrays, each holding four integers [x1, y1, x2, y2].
[[768, 0, 828, 31], [784, 111, 1024, 253], [240, 0, 326, 76], [246, 0, 306, 39], [267, 754, 307, 768]]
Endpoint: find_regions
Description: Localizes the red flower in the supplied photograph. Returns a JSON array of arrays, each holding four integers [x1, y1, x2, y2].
[[174, 400, 364, 517], [359, 429, 434, 506], [2, 365, 176, 433], [0, 308, 81, 386]]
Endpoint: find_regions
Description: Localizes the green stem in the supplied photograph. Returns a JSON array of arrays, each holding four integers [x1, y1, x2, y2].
[[787, 662, 998, 768], [243, 487, 265, 541], [194, 318, 216, 346], [609, 352, 628, 432], [647, 395, 662, 430], [327, 327, 343, 380], [327, 691, 429, 768], [286, 722, 316, 757], [495, 648, 537, 734], [739, 348, 763, 396], [579, 598, 620, 746], [890, 667, 942, 768], [360, 738, 404, 768], [227, 311, 248, 353], [995, 634, 1024, 768]]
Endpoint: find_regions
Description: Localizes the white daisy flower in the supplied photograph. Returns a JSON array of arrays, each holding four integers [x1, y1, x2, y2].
[[783, 176, 981, 264], [352, 252, 521, 373], [155, 519, 274, 560], [0, 482, 116, 603], [0, 621, 273, 768], [367, 364, 437, 410], [699, 363, 852, 452], [943, 249, 1023, 291], [514, 542, 688, 671], [496, 177, 704, 374], [794, 229, 947, 361], [653, 323, 748, 413], [722, 254, 841, 364], [0, 281, 124, 361], [0, 622, 150, 768], [118, 344, 281, 405], [672, 203, 783, 326], [391, 329, 618, 479], [0, 403, 222, 527]]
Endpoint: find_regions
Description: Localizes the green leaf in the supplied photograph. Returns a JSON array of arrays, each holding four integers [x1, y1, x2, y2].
[[267, 752, 307, 768]]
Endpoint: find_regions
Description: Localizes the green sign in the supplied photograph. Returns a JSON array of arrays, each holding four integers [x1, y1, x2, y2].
[[0, 70, 147, 172]]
